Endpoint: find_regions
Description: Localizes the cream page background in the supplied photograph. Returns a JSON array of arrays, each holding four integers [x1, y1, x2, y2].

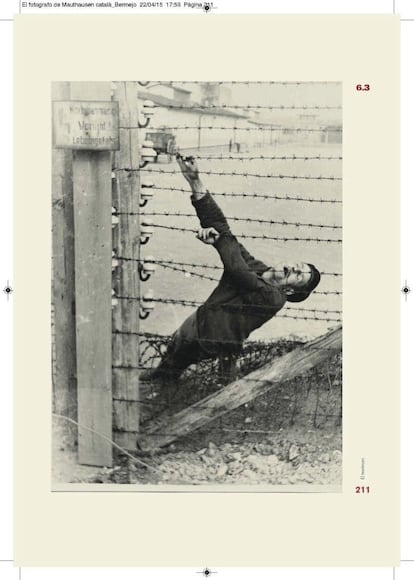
[[12, 12, 400, 569]]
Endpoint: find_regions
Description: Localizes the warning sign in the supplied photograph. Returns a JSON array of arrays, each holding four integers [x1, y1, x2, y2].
[[53, 100, 120, 150]]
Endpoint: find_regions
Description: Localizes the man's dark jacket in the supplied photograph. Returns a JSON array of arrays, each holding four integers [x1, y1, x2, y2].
[[192, 192, 286, 355]]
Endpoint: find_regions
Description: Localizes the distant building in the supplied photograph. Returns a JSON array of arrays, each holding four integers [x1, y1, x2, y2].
[[321, 125, 342, 144], [150, 83, 192, 104], [137, 84, 263, 152]]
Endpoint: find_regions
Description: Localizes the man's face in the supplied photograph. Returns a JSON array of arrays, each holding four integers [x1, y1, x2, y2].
[[266, 262, 312, 290]]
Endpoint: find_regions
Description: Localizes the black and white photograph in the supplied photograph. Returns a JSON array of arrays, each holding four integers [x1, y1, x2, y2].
[[52, 80, 342, 488]]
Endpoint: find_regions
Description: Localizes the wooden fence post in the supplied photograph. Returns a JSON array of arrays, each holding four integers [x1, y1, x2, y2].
[[70, 82, 113, 467], [112, 81, 141, 450], [52, 82, 77, 446]]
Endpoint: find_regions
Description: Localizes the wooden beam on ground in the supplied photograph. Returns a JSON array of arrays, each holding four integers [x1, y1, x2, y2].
[[137, 326, 342, 452]]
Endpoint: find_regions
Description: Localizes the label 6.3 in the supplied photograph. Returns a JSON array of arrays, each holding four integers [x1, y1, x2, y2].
[[356, 84, 370, 91]]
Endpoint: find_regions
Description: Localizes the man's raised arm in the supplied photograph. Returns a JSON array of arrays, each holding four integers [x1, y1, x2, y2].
[[176, 154, 230, 235], [176, 155, 265, 292]]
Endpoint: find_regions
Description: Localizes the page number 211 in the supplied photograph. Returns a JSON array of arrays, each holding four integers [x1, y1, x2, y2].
[[355, 486, 370, 493], [356, 84, 370, 91]]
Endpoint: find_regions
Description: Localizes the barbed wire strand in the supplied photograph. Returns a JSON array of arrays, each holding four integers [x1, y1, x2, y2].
[[145, 260, 219, 283], [152, 103, 342, 111], [138, 80, 341, 85], [132, 260, 342, 296], [116, 257, 342, 295], [113, 363, 340, 374], [116, 210, 342, 230], [138, 296, 342, 315], [116, 257, 343, 278], [113, 399, 342, 421], [122, 125, 342, 133], [114, 334, 342, 353], [187, 154, 342, 161], [129, 329, 341, 343], [113, 296, 341, 321], [140, 168, 342, 181], [125, 183, 342, 204], [147, 223, 342, 243], [137, 331, 342, 350]]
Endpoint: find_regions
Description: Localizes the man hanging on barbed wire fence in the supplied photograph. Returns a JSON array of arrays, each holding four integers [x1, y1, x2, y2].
[[140, 154, 321, 385]]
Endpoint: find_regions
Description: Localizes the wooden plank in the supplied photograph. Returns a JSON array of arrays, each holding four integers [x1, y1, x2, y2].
[[112, 81, 141, 449], [51, 81, 77, 446], [71, 82, 113, 467], [137, 326, 342, 452]]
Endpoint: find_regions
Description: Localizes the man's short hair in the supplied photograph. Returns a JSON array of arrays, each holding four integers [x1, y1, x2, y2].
[[286, 263, 321, 303]]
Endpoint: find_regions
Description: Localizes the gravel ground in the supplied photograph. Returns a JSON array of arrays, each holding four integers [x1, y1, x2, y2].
[[134, 432, 341, 486], [53, 421, 341, 488]]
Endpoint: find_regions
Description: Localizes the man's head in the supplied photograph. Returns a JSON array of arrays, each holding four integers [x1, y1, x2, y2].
[[262, 262, 321, 302]]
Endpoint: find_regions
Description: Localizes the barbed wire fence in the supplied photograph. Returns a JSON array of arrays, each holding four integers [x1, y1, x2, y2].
[[109, 81, 343, 450], [50, 81, 343, 469]]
